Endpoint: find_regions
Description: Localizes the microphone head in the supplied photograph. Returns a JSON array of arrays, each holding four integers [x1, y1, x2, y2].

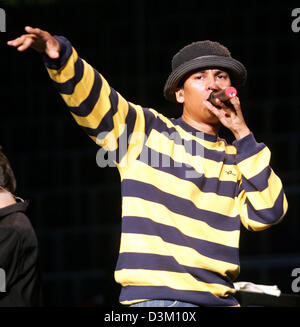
[[225, 87, 237, 98]]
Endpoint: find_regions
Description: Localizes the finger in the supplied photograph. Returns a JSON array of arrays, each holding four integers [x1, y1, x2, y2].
[[204, 100, 235, 121], [203, 100, 222, 117], [215, 98, 223, 107], [7, 39, 15, 45], [17, 36, 34, 51], [25, 26, 51, 45], [215, 98, 233, 111], [25, 26, 43, 36], [7, 36, 22, 47], [7, 35, 28, 47], [7, 26, 44, 47], [228, 96, 240, 108], [226, 97, 241, 115]]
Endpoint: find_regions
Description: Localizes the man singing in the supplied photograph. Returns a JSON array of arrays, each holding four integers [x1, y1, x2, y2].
[[8, 27, 288, 307]]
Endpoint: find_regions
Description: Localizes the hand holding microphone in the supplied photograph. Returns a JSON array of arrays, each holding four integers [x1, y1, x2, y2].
[[208, 87, 237, 108]]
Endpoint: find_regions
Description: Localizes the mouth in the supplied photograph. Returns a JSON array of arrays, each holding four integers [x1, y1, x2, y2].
[[207, 90, 215, 101], [207, 91, 222, 109]]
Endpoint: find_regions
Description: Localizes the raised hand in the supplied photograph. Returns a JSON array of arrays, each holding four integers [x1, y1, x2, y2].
[[203, 96, 251, 140], [7, 26, 60, 59]]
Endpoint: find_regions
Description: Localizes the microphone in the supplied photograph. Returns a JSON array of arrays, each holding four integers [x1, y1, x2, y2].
[[208, 87, 237, 108]]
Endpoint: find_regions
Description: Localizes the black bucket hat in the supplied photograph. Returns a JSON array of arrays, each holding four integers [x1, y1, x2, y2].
[[163, 40, 247, 103]]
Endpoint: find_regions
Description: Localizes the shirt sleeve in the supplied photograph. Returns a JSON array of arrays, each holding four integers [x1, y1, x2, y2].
[[233, 133, 288, 231], [42, 36, 148, 167]]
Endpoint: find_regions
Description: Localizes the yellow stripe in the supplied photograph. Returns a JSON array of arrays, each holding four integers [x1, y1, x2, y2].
[[119, 103, 146, 169], [119, 233, 239, 278], [237, 147, 270, 179], [238, 185, 287, 231], [245, 169, 283, 210], [60, 59, 94, 107], [145, 129, 239, 182], [224, 145, 236, 155], [145, 129, 204, 176], [121, 160, 239, 217], [238, 190, 255, 230], [123, 197, 240, 248], [71, 74, 113, 129], [247, 192, 287, 231], [68, 72, 135, 152], [283, 193, 288, 218], [96, 93, 130, 150], [120, 299, 149, 305], [115, 269, 233, 296], [46, 47, 79, 83], [148, 109, 236, 155]]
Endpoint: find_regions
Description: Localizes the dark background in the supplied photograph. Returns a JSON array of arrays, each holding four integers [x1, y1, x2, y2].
[[0, 0, 299, 306]]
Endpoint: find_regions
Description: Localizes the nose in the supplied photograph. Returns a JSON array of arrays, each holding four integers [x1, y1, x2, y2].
[[207, 76, 218, 91]]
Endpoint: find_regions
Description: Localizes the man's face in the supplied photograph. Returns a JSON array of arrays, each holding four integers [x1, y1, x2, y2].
[[175, 69, 231, 124]]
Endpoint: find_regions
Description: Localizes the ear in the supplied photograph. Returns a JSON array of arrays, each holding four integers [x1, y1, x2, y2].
[[175, 88, 184, 103]]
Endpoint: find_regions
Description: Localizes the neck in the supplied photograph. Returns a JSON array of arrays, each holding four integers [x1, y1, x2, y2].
[[0, 191, 16, 209], [181, 113, 220, 135]]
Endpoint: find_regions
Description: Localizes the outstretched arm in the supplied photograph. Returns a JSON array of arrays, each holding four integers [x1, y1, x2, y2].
[[8, 27, 148, 168]]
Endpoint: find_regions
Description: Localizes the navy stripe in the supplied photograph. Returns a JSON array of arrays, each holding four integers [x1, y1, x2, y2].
[[52, 58, 84, 95], [90, 103, 138, 163], [43, 36, 73, 70], [142, 109, 179, 139], [144, 119, 236, 164], [126, 103, 139, 137], [81, 108, 114, 137], [79, 87, 122, 137], [241, 166, 272, 193], [116, 252, 235, 287], [121, 217, 238, 264], [173, 117, 218, 143], [119, 285, 238, 306], [138, 146, 238, 198], [143, 108, 158, 136], [142, 114, 236, 165], [246, 188, 285, 225], [148, 117, 179, 139], [69, 68, 103, 117], [114, 105, 137, 163], [108, 87, 120, 115], [122, 179, 240, 232], [234, 133, 266, 163]]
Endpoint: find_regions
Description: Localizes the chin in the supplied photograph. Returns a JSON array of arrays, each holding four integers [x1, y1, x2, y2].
[[205, 111, 219, 124]]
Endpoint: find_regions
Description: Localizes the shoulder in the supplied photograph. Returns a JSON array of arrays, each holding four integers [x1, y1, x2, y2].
[[0, 202, 38, 247]]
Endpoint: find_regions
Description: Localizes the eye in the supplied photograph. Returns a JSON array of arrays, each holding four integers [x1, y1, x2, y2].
[[195, 74, 204, 80], [217, 74, 228, 79]]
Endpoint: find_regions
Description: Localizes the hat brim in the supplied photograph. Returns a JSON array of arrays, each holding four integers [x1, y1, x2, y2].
[[163, 55, 247, 103]]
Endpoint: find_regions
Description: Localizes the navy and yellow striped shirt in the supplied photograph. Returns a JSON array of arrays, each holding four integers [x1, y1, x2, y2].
[[43, 36, 288, 306]]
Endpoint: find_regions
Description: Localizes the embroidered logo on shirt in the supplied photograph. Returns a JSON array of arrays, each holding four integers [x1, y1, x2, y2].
[[225, 170, 237, 176]]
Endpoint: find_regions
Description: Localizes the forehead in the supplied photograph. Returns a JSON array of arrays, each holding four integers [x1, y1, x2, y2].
[[191, 69, 228, 74], [179, 68, 231, 88]]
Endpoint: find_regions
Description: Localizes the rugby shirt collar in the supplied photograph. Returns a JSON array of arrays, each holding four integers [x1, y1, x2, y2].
[[174, 117, 219, 142]]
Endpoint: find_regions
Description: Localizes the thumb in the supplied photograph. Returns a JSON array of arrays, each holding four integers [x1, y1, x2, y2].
[[203, 100, 221, 116], [47, 49, 60, 59], [25, 25, 42, 35], [45, 37, 61, 59]]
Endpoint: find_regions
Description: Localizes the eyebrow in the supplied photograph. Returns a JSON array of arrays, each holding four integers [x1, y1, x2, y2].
[[196, 69, 228, 74], [215, 70, 228, 75]]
